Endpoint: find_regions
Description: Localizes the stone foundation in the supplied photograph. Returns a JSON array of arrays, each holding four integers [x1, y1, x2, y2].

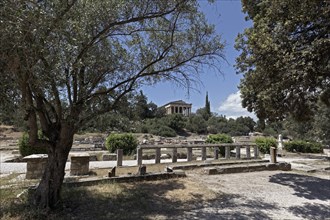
[[24, 154, 48, 179], [70, 154, 90, 175]]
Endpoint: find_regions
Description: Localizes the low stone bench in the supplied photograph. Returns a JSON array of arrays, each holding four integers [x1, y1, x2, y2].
[[70, 153, 90, 176], [23, 154, 48, 179]]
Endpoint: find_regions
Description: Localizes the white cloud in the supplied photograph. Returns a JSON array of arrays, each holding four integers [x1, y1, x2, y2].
[[218, 91, 256, 119]]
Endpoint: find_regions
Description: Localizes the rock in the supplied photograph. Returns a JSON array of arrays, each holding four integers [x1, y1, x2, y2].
[[277, 162, 291, 171], [165, 166, 173, 173], [137, 165, 146, 175], [203, 167, 218, 175], [108, 167, 116, 177]]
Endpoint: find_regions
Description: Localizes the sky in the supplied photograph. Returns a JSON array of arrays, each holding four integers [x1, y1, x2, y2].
[[142, 0, 255, 119]]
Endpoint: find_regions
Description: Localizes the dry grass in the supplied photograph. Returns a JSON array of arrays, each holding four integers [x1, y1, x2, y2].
[[0, 176, 220, 220]]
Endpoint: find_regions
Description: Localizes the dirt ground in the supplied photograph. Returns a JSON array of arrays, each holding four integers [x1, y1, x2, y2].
[[1, 125, 330, 219]]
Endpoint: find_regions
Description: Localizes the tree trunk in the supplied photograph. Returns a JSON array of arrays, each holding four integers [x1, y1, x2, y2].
[[32, 127, 74, 209]]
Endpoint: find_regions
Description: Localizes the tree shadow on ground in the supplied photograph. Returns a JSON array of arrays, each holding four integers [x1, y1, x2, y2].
[[6, 175, 312, 220], [181, 193, 278, 220], [52, 179, 279, 220], [269, 173, 330, 201], [289, 203, 330, 220]]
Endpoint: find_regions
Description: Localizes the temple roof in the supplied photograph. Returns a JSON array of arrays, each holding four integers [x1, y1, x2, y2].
[[164, 100, 192, 107]]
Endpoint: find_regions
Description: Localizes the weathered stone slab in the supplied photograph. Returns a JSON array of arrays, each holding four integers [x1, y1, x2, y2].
[[203, 167, 218, 175], [24, 154, 48, 179], [70, 153, 90, 176]]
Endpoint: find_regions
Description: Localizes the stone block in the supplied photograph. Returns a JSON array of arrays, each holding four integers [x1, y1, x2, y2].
[[108, 167, 116, 177], [266, 163, 278, 170], [24, 154, 48, 179], [137, 165, 146, 175], [70, 154, 90, 176], [277, 162, 291, 171], [102, 153, 117, 161], [165, 166, 173, 173], [203, 167, 218, 175]]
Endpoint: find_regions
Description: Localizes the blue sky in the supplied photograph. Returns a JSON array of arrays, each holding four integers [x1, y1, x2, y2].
[[142, 0, 255, 119]]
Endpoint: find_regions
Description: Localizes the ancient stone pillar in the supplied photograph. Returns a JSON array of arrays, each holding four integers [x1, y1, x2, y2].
[[137, 147, 142, 165], [236, 146, 241, 159], [225, 146, 231, 159], [277, 134, 283, 150], [270, 147, 277, 163], [155, 148, 161, 164], [201, 147, 207, 161], [187, 147, 193, 161], [117, 149, 123, 166], [172, 148, 177, 163], [254, 145, 259, 159], [214, 147, 219, 159], [246, 146, 251, 159]]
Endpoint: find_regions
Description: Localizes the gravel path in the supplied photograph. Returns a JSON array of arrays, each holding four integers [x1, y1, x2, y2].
[[185, 170, 330, 220]]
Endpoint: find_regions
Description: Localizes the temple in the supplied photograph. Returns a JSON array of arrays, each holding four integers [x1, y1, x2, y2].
[[164, 100, 192, 116]]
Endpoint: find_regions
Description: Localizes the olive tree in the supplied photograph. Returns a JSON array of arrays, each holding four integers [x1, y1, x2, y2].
[[0, 0, 225, 209]]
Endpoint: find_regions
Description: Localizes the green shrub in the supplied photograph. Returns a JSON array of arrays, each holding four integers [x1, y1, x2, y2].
[[255, 137, 277, 154], [205, 134, 233, 156], [136, 118, 177, 137], [105, 133, 138, 155], [185, 115, 207, 134], [284, 140, 323, 153], [19, 131, 48, 157], [149, 125, 177, 137]]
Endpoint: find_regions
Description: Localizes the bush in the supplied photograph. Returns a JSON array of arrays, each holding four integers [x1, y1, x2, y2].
[[19, 131, 48, 157], [105, 133, 138, 155], [149, 125, 177, 137], [185, 115, 207, 134], [284, 140, 323, 153], [205, 134, 233, 156], [137, 118, 177, 137], [255, 137, 277, 154]]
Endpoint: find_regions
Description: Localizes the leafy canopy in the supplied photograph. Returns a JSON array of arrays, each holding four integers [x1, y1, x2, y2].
[[0, 0, 225, 144], [235, 0, 330, 121]]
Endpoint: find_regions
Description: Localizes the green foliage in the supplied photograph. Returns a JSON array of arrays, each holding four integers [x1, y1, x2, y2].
[[163, 114, 186, 132], [1, 0, 226, 208], [149, 125, 177, 137], [236, 0, 330, 121], [105, 133, 138, 155], [284, 141, 323, 153], [137, 117, 177, 137], [205, 133, 233, 156], [185, 115, 207, 134], [19, 131, 48, 157], [255, 137, 277, 154], [206, 134, 233, 144]]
